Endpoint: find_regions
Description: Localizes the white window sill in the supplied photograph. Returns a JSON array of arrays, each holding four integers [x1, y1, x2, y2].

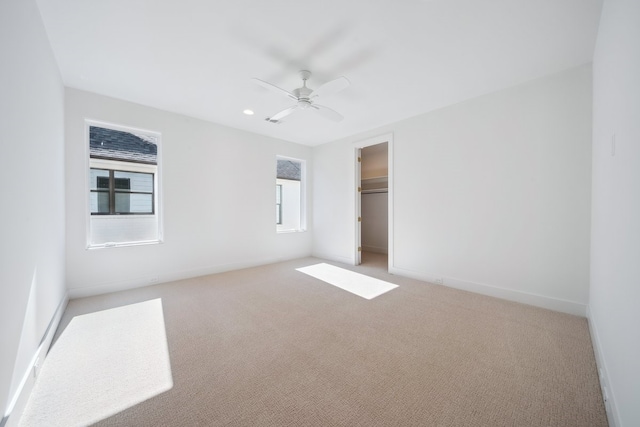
[[87, 239, 163, 250], [277, 229, 307, 234], [90, 214, 156, 219]]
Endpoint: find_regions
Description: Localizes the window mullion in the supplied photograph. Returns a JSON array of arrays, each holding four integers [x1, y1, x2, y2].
[[109, 170, 115, 215]]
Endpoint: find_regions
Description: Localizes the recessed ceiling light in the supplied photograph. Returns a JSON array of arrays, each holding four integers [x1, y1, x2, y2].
[[243, 109, 254, 115]]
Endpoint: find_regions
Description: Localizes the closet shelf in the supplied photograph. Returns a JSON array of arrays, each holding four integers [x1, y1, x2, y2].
[[361, 175, 388, 192], [361, 176, 387, 183]]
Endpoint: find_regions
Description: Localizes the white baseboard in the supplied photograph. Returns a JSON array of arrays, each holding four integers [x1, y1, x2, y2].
[[2, 292, 69, 427], [310, 251, 354, 266], [586, 305, 620, 427], [67, 254, 312, 299], [388, 265, 587, 316]]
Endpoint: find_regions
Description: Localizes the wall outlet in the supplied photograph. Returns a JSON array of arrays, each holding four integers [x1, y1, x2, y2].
[[149, 276, 159, 284], [435, 277, 443, 285], [611, 133, 616, 157], [33, 357, 40, 379]]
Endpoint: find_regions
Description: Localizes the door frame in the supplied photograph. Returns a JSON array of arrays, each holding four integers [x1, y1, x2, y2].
[[353, 133, 393, 269]]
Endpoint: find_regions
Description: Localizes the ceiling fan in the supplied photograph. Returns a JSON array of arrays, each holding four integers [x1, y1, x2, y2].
[[253, 70, 350, 123]]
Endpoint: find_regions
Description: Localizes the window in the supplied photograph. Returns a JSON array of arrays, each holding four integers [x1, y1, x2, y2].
[[87, 121, 162, 248], [276, 157, 305, 232], [90, 169, 154, 214]]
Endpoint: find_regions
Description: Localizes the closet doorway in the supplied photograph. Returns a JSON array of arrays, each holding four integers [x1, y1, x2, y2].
[[355, 134, 392, 269]]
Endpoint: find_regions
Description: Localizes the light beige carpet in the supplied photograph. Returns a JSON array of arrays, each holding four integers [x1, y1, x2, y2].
[[20, 299, 172, 427], [23, 256, 607, 426]]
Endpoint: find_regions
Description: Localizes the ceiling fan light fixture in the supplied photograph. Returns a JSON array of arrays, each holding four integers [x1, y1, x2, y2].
[[252, 70, 349, 123]]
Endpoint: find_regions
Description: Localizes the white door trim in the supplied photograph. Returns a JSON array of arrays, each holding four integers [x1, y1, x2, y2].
[[353, 133, 393, 269]]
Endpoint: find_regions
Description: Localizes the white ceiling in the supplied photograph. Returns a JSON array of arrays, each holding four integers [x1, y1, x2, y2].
[[36, 0, 603, 146]]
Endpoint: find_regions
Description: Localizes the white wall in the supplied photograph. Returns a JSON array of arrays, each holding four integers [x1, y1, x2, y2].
[[313, 140, 358, 264], [314, 65, 592, 315], [589, 0, 640, 425], [65, 88, 312, 297], [361, 192, 388, 254], [0, 0, 67, 421]]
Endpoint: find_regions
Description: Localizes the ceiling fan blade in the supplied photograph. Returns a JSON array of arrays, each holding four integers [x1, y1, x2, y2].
[[311, 104, 344, 122], [310, 76, 350, 99], [252, 78, 297, 100], [270, 105, 300, 121]]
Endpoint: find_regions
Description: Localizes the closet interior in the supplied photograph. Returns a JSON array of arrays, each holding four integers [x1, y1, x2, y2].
[[360, 142, 388, 256]]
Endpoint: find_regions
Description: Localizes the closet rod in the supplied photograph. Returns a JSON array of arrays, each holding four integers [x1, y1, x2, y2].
[[361, 189, 388, 194]]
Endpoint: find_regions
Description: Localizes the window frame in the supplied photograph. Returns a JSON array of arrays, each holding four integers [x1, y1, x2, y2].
[[85, 120, 163, 249]]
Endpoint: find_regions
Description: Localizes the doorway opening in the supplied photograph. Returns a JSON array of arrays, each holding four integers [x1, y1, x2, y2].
[[355, 134, 392, 270]]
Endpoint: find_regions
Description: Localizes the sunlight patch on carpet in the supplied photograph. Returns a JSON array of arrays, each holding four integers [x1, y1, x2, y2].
[[296, 263, 398, 299], [19, 299, 173, 426]]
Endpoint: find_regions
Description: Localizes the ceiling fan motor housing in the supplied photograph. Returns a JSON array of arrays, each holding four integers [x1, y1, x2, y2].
[[294, 87, 313, 101], [294, 70, 314, 102]]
